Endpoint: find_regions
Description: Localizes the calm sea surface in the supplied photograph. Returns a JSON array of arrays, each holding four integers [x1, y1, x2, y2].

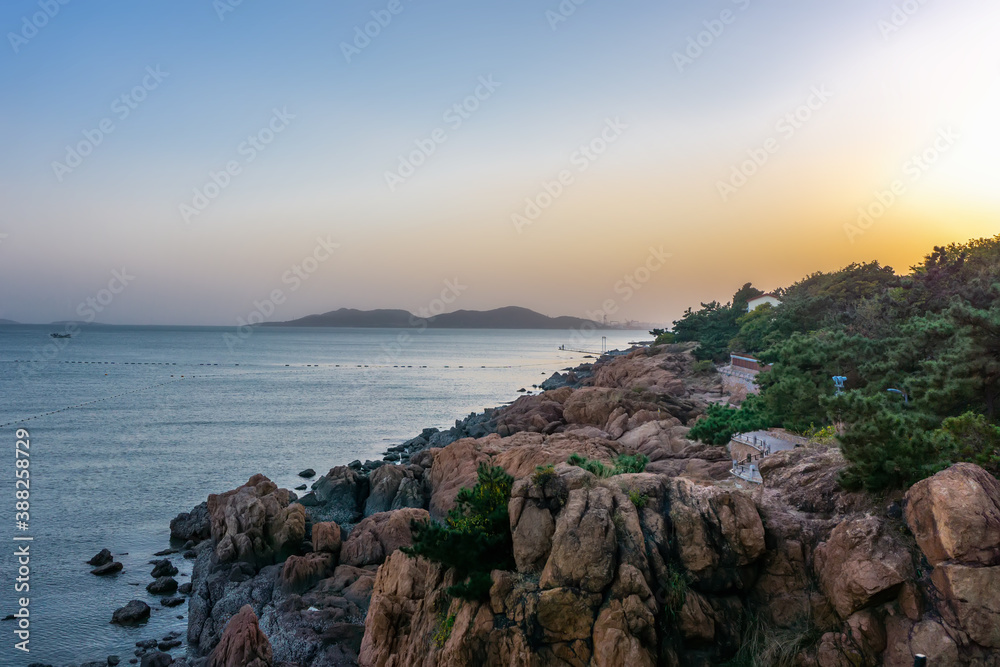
[[0, 325, 645, 665]]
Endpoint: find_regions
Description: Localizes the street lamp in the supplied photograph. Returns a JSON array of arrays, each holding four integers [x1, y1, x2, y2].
[[832, 376, 847, 395]]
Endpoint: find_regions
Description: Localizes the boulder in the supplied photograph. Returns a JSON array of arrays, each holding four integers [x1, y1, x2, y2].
[[298, 468, 316, 478], [539, 486, 617, 593], [905, 462, 1000, 566], [309, 466, 370, 525], [311, 521, 342, 555], [813, 516, 914, 619], [209, 605, 273, 667], [340, 508, 428, 567], [151, 559, 178, 578], [668, 477, 765, 592], [931, 563, 1000, 648], [91, 561, 123, 576], [170, 502, 211, 543], [111, 600, 151, 625], [147, 576, 179, 595], [364, 465, 407, 516], [87, 548, 113, 566], [280, 552, 335, 594], [562, 387, 625, 428], [208, 474, 306, 569], [140, 653, 173, 667]]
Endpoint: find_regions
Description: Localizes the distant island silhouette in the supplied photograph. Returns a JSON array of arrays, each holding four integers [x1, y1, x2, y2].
[[264, 306, 614, 330]]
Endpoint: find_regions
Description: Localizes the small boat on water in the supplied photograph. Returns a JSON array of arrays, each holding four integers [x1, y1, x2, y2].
[[50, 333, 72, 339]]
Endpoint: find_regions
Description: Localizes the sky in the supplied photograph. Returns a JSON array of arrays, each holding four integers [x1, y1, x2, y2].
[[0, 0, 998, 326]]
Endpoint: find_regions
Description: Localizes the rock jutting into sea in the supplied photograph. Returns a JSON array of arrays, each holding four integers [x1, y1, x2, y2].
[[162, 343, 1000, 666]]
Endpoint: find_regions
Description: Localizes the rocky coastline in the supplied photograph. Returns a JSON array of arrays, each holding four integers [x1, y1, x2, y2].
[[63, 343, 1000, 666]]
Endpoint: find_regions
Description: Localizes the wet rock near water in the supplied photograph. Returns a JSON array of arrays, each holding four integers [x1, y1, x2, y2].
[[91, 561, 124, 576], [111, 600, 151, 626], [88, 548, 114, 566]]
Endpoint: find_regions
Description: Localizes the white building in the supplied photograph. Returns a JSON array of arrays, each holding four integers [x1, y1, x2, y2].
[[746, 293, 781, 312]]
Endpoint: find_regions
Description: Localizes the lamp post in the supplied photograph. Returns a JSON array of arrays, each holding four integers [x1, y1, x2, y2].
[[832, 376, 847, 395]]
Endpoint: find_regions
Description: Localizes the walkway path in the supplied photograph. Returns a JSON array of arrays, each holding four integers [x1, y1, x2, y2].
[[728, 430, 799, 484]]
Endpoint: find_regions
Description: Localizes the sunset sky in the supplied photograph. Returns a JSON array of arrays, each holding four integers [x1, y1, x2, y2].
[[1, 0, 998, 326]]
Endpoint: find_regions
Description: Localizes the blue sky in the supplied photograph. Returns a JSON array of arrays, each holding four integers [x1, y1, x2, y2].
[[1, 0, 998, 324]]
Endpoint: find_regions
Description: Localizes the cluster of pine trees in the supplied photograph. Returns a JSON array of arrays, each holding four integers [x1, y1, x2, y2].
[[673, 235, 1000, 491]]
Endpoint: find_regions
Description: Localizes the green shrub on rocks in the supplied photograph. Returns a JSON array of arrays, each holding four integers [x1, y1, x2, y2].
[[403, 463, 514, 601], [566, 453, 649, 477]]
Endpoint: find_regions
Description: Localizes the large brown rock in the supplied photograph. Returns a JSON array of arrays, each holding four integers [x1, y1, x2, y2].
[[494, 393, 566, 436], [931, 563, 1000, 648], [668, 477, 765, 592], [340, 508, 428, 567], [209, 604, 273, 667], [883, 616, 960, 667], [591, 597, 657, 667], [905, 462, 1000, 567], [207, 474, 306, 568], [813, 516, 915, 620], [280, 551, 335, 593], [539, 486, 617, 593], [562, 387, 625, 428], [312, 520, 342, 555]]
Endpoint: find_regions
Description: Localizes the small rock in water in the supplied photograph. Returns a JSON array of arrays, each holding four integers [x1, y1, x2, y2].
[[347, 459, 363, 470], [160, 596, 185, 607], [295, 484, 307, 490], [139, 652, 173, 667], [157, 639, 182, 650], [177, 582, 192, 594], [111, 600, 151, 626], [383, 452, 400, 462], [153, 548, 178, 557], [150, 559, 178, 578], [363, 459, 386, 471], [91, 561, 124, 576], [298, 468, 316, 478], [182, 550, 197, 559], [108, 656, 121, 666], [136, 639, 158, 649], [146, 576, 178, 594], [87, 548, 113, 566]]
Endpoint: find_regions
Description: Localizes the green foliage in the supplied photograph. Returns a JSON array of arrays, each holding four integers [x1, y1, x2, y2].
[[672, 282, 763, 361], [692, 359, 716, 375], [567, 453, 649, 477], [673, 234, 1000, 491], [567, 453, 613, 477], [654, 331, 676, 345], [613, 453, 649, 474], [802, 424, 838, 445], [532, 464, 556, 486], [688, 395, 773, 445], [627, 490, 648, 509], [402, 463, 514, 600], [432, 613, 456, 648], [660, 568, 688, 621], [939, 411, 1000, 477]]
